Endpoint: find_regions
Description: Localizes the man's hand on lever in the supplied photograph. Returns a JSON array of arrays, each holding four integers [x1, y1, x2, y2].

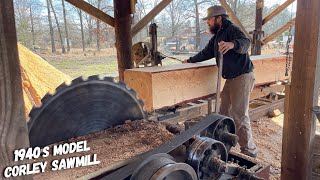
[[218, 41, 234, 54]]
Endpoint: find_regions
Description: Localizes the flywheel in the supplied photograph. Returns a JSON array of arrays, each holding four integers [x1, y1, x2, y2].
[[28, 75, 147, 147]]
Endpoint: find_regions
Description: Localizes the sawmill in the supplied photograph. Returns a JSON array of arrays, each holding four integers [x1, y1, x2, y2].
[[1, 0, 320, 180]]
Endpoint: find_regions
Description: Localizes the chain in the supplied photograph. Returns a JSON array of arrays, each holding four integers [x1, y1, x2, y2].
[[285, 28, 292, 76], [285, 4, 295, 77]]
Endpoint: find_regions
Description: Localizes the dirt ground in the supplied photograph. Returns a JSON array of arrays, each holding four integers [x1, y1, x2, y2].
[[33, 120, 174, 180]]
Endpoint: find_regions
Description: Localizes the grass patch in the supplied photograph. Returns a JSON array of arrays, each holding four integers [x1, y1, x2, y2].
[[46, 57, 118, 78]]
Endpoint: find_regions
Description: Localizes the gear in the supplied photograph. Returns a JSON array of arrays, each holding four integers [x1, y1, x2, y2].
[[28, 75, 147, 147]]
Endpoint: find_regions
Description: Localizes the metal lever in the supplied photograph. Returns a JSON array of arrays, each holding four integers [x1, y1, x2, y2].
[[215, 53, 224, 113]]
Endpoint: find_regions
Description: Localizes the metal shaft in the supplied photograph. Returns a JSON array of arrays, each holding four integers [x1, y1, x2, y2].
[[215, 53, 224, 113]]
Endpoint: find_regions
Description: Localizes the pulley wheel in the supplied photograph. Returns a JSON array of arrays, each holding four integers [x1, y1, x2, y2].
[[131, 153, 197, 180]]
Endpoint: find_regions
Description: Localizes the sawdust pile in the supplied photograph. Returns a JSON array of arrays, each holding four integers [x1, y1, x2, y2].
[[33, 120, 175, 180], [18, 44, 72, 117]]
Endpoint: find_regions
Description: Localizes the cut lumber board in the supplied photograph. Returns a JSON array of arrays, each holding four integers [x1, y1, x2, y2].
[[124, 54, 287, 111]]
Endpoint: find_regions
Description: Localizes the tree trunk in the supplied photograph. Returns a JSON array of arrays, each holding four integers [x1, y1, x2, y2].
[[49, 0, 65, 53], [194, 0, 200, 51], [170, 5, 175, 37], [234, 0, 238, 16], [88, 17, 93, 45], [46, 0, 56, 52], [79, 10, 85, 52], [30, 4, 35, 46], [96, 0, 101, 51], [61, 0, 70, 52]]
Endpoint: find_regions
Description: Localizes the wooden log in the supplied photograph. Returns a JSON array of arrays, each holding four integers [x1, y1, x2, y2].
[[218, 0, 253, 42], [65, 0, 114, 27], [281, 0, 320, 179], [262, 0, 295, 25], [114, 0, 134, 81], [262, 18, 295, 45], [124, 55, 287, 111], [131, 0, 173, 37], [0, 1, 32, 179]]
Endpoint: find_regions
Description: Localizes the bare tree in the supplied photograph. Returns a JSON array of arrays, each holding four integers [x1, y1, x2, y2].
[[77, 9, 86, 52], [49, 0, 66, 53], [29, 3, 36, 46], [62, 0, 70, 52], [134, 0, 153, 42], [96, 0, 102, 51], [165, 0, 190, 37], [46, 0, 56, 52]]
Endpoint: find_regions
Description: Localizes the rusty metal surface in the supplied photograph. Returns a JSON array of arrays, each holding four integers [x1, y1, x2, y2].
[[228, 151, 270, 180]]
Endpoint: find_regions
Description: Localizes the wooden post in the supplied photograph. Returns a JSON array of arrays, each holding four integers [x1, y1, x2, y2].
[[281, 0, 320, 179], [114, 0, 134, 81], [0, 1, 32, 179], [251, 0, 263, 55]]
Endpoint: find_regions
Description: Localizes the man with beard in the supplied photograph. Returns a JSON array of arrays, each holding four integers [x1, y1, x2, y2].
[[183, 5, 257, 158]]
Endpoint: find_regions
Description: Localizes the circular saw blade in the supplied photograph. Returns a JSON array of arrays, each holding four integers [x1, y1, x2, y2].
[[28, 75, 147, 147]]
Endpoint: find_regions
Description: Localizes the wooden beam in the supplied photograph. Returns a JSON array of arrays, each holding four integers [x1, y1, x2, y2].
[[263, 0, 295, 25], [281, 0, 320, 179], [125, 55, 288, 111], [251, 0, 264, 55], [65, 0, 114, 27], [0, 1, 32, 179], [219, 0, 253, 42], [131, 0, 173, 37], [114, 0, 134, 81], [262, 18, 295, 45]]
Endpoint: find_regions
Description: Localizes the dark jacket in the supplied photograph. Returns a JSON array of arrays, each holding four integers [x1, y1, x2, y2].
[[187, 19, 254, 79]]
